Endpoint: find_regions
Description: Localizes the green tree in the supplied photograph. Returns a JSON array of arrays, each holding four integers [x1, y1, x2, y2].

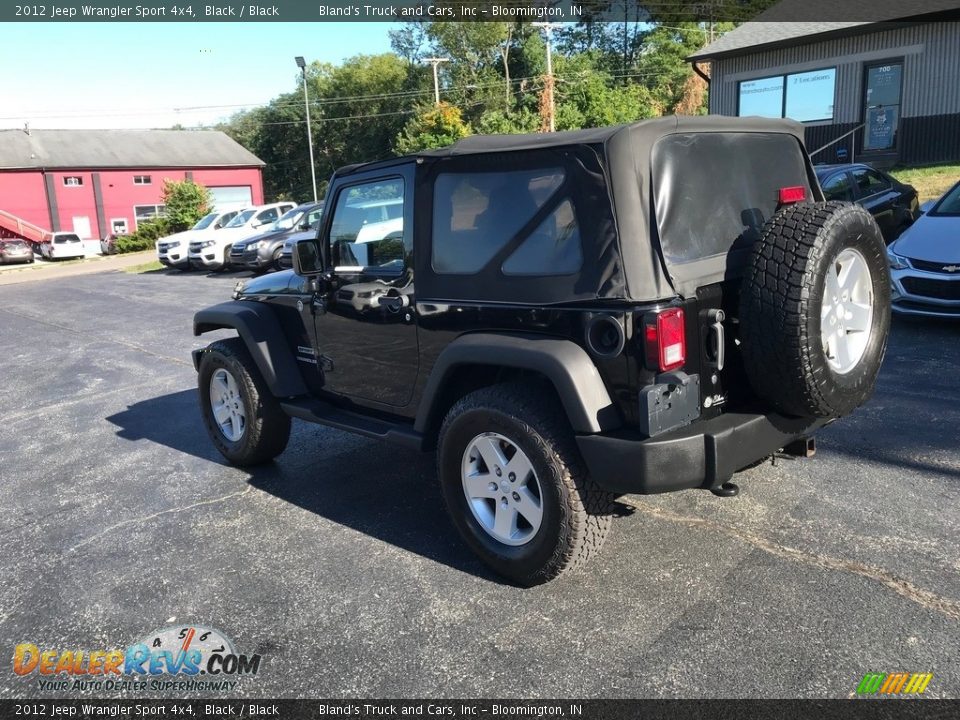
[[161, 179, 211, 232], [396, 102, 472, 153]]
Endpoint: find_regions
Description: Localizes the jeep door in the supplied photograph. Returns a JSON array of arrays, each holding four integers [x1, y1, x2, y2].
[[311, 165, 418, 409]]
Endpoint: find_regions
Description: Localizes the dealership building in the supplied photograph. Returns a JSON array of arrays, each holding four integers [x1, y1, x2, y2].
[[689, 19, 960, 167], [0, 129, 264, 241]]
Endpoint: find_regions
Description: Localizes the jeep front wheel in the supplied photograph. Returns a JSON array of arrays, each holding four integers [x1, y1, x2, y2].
[[198, 338, 291, 466], [437, 383, 613, 586]]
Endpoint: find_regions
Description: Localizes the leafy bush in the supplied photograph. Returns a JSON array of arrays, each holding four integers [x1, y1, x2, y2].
[[115, 218, 171, 254], [162, 179, 212, 232]]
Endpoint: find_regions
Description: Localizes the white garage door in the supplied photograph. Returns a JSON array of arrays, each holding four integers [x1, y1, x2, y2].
[[209, 186, 253, 212]]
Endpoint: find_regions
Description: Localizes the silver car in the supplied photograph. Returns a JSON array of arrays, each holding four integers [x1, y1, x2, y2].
[[887, 180, 960, 318]]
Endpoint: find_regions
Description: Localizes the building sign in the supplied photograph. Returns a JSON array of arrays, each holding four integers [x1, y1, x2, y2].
[[865, 106, 898, 151]]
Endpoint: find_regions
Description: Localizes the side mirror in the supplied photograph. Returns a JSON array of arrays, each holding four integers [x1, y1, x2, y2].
[[292, 237, 324, 276], [298, 222, 311, 231]]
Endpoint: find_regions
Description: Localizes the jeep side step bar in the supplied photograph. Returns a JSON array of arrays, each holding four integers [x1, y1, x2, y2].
[[280, 398, 423, 451]]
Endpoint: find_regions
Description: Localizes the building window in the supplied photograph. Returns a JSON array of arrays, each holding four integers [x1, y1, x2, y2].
[[738, 67, 836, 123], [133, 175, 152, 185], [111, 218, 129, 235], [134, 205, 166, 224], [63, 176, 83, 187], [738, 76, 785, 119]]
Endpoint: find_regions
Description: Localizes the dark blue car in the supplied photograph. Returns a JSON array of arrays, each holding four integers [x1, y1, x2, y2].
[[815, 163, 919, 243]]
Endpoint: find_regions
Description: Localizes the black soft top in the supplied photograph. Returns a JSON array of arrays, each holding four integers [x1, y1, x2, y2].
[[419, 115, 803, 157], [342, 116, 816, 303]]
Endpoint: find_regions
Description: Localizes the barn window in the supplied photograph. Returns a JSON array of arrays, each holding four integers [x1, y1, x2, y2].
[[134, 205, 166, 224], [63, 176, 83, 187], [133, 175, 152, 185]]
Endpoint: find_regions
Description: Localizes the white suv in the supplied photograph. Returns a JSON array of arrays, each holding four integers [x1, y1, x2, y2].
[[156, 210, 240, 270], [188, 203, 295, 271], [40, 232, 86, 260]]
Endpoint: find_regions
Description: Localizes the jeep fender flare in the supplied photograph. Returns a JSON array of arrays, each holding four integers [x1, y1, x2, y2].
[[193, 301, 308, 399], [415, 333, 621, 435]]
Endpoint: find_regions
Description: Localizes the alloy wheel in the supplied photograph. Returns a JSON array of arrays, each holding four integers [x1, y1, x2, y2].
[[461, 432, 543, 546]]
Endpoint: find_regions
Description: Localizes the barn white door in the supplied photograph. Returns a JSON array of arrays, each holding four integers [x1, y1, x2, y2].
[[72, 216, 92, 239]]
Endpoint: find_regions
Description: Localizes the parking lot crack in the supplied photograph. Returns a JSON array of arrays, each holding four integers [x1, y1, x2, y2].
[[0, 306, 192, 367], [619, 498, 960, 622], [67, 487, 253, 552]]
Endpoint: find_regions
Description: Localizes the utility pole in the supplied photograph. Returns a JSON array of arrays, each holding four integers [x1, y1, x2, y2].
[[294, 55, 318, 203], [422, 57, 449, 105], [532, 22, 560, 132]]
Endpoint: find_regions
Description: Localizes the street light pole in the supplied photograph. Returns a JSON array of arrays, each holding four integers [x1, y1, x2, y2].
[[422, 57, 450, 105], [532, 22, 559, 132], [295, 55, 318, 203]]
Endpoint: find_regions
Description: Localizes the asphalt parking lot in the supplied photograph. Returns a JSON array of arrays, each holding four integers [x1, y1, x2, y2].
[[1, 267, 958, 700]]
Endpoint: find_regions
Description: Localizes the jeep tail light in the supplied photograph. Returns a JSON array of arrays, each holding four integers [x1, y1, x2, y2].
[[778, 186, 806, 205], [644, 308, 686, 372]]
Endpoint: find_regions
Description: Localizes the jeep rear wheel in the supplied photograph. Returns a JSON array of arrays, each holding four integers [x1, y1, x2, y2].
[[437, 383, 613, 586], [198, 338, 291, 466], [739, 201, 891, 418]]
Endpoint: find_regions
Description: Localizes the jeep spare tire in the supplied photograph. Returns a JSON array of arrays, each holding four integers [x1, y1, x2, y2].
[[739, 201, 891, 419]]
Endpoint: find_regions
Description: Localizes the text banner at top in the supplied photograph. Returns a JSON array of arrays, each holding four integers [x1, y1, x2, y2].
[[5, 0, 960, 23]]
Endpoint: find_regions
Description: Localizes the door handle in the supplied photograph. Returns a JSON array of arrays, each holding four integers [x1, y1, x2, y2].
[[377, 294, 407, 312]]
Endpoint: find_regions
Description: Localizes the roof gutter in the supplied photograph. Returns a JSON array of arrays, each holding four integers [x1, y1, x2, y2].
[[691, 61, 711, 85]]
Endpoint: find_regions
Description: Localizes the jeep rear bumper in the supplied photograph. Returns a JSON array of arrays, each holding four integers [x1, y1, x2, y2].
[[576, 411, 828, 495]]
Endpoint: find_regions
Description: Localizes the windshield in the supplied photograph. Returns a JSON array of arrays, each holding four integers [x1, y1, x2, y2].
[[225, 209, 256, 228], [931, 182, 960, 216], [55, 234, 81, 243], [274, 207, 304, 231], [192, 213, 218, 230]]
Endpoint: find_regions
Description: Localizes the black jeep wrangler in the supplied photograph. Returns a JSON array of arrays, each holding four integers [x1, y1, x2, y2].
[[192, 116, 890, 586]]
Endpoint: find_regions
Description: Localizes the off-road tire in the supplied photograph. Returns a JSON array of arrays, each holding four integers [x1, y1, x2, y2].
[[272, 247, 284, 272], [739, 201, 890, 418], [198, 338, 291, 466], [437, 383, 614, 586]]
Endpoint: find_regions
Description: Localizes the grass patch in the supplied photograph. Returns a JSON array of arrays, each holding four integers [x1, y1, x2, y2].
[[122, 260, 165, 274], [889, 164, 960, 202]]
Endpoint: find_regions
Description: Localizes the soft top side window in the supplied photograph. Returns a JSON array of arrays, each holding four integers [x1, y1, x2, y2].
[[432, 168, 574, 275]]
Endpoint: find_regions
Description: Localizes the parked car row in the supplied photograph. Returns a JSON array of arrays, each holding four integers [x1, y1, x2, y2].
[[156, 202, 324, 274], [0, 233, 87, 265]]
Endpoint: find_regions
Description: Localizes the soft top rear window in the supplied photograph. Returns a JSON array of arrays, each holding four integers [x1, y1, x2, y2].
[[652, 132, 811, 266]]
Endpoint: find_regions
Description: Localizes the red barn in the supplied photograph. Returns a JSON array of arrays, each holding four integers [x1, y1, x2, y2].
[[0, 129, 265, 242]]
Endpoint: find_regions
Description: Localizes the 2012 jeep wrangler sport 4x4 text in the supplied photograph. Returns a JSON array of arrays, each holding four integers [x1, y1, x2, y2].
[[192, 116, 890, 586]]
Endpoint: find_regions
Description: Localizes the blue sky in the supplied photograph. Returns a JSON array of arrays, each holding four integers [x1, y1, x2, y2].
[[0, 23, 397, 130]]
